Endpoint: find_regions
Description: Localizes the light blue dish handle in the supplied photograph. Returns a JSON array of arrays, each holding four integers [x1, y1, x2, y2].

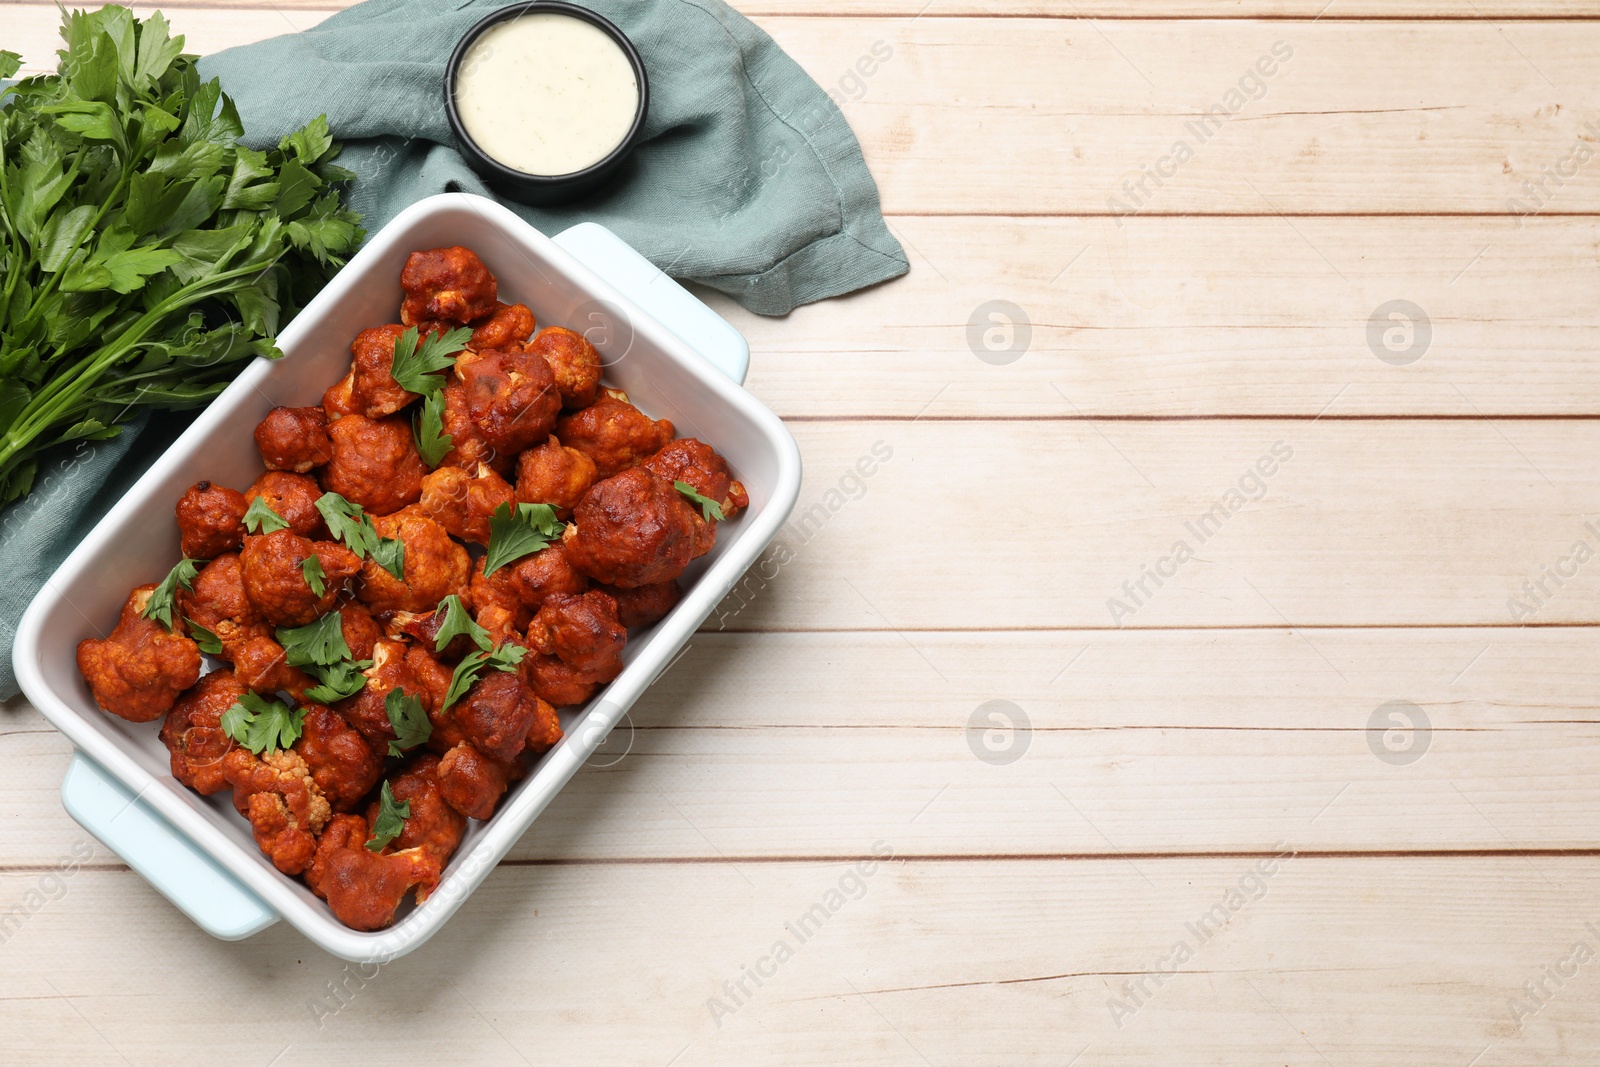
[[57, 222, 751, 941], [552, 222, 750, 386], [62, 753, 278, 939]]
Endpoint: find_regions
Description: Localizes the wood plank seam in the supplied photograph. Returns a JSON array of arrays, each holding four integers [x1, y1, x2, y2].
[[8, 849, 1600, 875]]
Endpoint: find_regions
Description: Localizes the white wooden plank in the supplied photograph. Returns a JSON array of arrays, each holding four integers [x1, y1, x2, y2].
[[1, 858, 1595, 1064], [718, 215, 1600, 418], [718, 419, 1600, 630], [11, 12, 1600, 215], [6, 628, 1600, 864], [765, 17, 1600, 214]]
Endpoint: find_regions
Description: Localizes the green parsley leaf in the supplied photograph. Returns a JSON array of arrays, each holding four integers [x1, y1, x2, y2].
[[221, 692, 305, 755], [389, 325, 473, 396], [674, 480, 726, 523], [185, 617, 224, 655], [315, 492, 405, 578], [302, 658, 371, 704], [413, 390, 454, 468], [441, 642, 528, 711], [365, 781, 411, 852], [142, 558, 200, 630], [490, 641, 527, 671], [315, 492, 374, 554], [434, 594, 492, 653], [275, 611, 351, 668], [384, 687, 432, 757], [482, 502, 564, 577], [242, 495, 289, 534], [301, 554, 326, 596], [441, 651, 488, 712], [370, 535, 406, 580]]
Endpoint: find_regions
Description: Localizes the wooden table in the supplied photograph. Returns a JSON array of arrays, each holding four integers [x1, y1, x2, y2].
[[6, 0, 1600, 1062]]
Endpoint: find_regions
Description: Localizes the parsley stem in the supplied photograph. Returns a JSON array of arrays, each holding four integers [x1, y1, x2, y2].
[[10, 165, 132, 339], [0, 254, 284, 471]]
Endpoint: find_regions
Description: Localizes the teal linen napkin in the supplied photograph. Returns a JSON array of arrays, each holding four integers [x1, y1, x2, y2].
[[199, 0, 908, 316], [1, 0, 905, 698]]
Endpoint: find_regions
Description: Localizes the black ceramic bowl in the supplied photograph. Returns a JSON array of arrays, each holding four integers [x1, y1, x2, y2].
[[444, 1, 649, 206]]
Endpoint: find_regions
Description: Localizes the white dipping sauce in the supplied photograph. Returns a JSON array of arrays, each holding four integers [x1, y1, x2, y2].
[[455, 13, 640, 177]]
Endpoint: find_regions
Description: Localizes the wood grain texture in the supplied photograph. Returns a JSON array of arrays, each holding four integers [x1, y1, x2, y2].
[[12, 0, 1600, 17], [2, 858, 1596, 1065], [715, 215, 1600, 418], [768, 18, 1600, 215], [4, 0, 1599, 1061], [5, 628, 1599, 864], [10, 12, 1600, 217], [709, 420, 1600, 630]]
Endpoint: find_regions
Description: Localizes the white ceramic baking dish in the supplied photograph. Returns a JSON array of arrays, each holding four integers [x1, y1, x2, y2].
[[13, 193, 802, 962]]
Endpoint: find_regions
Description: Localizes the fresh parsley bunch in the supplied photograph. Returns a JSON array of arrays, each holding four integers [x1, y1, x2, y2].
[[0, 7, 363, 506]]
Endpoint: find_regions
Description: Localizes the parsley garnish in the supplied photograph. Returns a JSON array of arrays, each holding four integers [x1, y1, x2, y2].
[[314, 492, 405, 578], [316, 492, 370, 551], [482, 502, 564, 577], [220, 692, 305, 755], [384, 687, 432, 757], [389, 325, 473, 396], [674, 480, 725, 522], [441, 643, 527, 711], [185, 617, 224, 655], [413, 391, 454, 468], [433, 594, 491, 653], [370, 536, 406, 581], [302, 658, 371, 703], [142, 559, 200, 630], [301, 555, 326, 596], [242, 495, 289, 534], [275, 612, 351, 668], [365, 781, 411, 852]]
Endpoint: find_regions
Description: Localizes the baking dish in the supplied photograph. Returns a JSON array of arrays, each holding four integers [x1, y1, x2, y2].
[[13, 192, 802, 962]]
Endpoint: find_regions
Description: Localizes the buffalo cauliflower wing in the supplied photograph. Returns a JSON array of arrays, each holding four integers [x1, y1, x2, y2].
[[468, 302, 536, 352], [554, 390, 672, 478], [419, 462, 515, 545], [356, 507, 470, 614], [76, 585, 201, 722], [239, 530, 362, 627], [232, 633, 313, 700], [178, 553, 270, 662], [562, 468, 698, 588], [254, 405, 333, 473], [223, 747, 332, 875], [603, 580, 683, 629], [514, 436, 597, 516], [321, 414, 427, 516], [323, 324, 417, 419], [333, 639, 420, 749], [642, 437, 749, 520], [457, 347, 561, 455], [175, 481, 247, 560], [306, 813, 441, 931], [373, 754, 465, 866], [400, 246, 498, 327], [527, 590, 626, 681], [525, 325, 602, 409], [436, 741, 516, 820], [297, 704, 384, 812], [244, 470, 328, 540], [159, 668, 248, 795]]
